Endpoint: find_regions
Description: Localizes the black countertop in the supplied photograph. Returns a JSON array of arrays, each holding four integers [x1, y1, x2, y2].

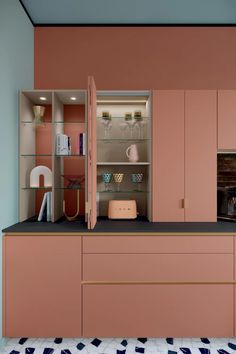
[[2, 217, 236, 233]]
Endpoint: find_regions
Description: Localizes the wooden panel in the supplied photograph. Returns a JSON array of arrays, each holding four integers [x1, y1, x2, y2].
[[83, 254, 233, 281], [83, 235, 233, 254], [87, 76, 97, 229], [152, 90, 184, 221], [83, 284, 233, 337], [218, 90, 236, 150], [185, 90, 217, 221], [3, 236, 81, 337]]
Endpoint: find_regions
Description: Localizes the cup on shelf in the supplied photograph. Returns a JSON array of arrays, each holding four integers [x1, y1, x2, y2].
[[131, 173, 144, 191], [113, 173, 124, 192], [101, 111, 112, 139], [102, 172, 112, 191]]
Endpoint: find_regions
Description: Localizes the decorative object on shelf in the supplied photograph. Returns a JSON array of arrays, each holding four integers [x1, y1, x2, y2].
[[125, 112, 132, 121], [113, 173, 124, 191], [33, 105, 45, 127], [108, 199, 137, 219], [134, 111, 142, 120], [30, 165, 52, 188], [63, 190, 80, 221], [119, 113, 133, 139], [102, 111, 111, 120], [134, 113, 146, 139], [101, 111, 112, 138], [126, 144, 139, 162], [76, 133, 86, 155], [56, 133, 71, 155], [102, 172, 112, 191], [131, 173, 144, 191], [38, 191, 52, 222], [61, 175, 85, 189]]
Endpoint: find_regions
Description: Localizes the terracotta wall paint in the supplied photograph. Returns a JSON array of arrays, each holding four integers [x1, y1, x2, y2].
[[35, 27, 236, 89]]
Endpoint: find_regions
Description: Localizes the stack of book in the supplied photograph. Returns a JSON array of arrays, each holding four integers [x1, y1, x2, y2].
[[38, 191, 52, 222]]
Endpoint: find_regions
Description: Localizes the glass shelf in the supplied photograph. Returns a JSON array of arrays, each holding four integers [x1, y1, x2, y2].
[[97, 162, 150, 165], [97, 117, 150, 120], [22, 187, 85, 190], [97, 139, 150, 142], [21, 121, 85, 124], [21, 154, 52, 157], [55, 154, 85, 157], [98, 190, 148, 193], [21, 154, 85, 157], [21, 187, 52, 190], [21, 121, 52, 124]]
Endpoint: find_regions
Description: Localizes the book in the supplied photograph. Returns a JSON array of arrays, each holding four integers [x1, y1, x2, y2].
[[38, 192, 48, 221], [79, 133, 86, 155], [56, 133, 70, 155], [47, 191, 52, 222]]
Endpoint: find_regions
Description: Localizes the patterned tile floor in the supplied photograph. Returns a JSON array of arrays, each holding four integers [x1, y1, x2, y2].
[[1, 338, 236, 354]]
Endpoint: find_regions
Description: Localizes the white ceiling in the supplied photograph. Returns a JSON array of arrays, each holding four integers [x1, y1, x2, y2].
[[20, 0, 236, 25]]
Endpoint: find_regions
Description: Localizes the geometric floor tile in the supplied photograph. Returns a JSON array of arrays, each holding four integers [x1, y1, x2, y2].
[[1, 337, 236, 354]]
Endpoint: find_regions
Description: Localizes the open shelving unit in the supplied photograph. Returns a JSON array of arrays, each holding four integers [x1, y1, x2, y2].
[[19, 90, 87, 222]]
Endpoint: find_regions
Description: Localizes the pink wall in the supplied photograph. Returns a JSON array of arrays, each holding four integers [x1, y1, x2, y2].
[[35, 27, 236, 89]]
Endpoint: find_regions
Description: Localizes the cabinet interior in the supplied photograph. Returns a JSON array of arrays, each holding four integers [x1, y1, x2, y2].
[[96, 91, 152, 220]]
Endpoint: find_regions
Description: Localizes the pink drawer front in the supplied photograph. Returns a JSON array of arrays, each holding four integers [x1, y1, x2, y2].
[[83, 235, 233, 254], [83, 253, 233, 281], [83, 284, 233, 337]]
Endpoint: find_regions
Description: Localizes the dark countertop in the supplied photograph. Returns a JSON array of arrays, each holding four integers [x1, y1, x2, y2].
[[2, 217, 236, 234]]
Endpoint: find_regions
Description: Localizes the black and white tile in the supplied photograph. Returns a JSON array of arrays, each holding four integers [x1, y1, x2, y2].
[[2, 337, 236, 354]]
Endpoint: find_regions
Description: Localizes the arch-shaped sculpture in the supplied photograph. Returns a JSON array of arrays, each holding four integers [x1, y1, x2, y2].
[[30, 165, 52, 188]]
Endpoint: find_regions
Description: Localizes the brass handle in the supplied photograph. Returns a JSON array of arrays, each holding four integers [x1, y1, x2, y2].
[[182, 198, 188, 209]]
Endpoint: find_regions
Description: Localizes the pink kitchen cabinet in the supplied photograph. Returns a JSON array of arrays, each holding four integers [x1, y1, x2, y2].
[[152, 90, 185, 221], [185, 90, 217, 221], [153, 90, 217, 222], [218, 90, 236, 150], [3, 235, 82, 337], [83, 284, 233, 337]]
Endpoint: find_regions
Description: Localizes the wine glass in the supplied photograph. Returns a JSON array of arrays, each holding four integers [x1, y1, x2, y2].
[[102, 173, 112, 191], [131, 173, 144, 191], [101, 115, 112, 139], [113, 173, 124, 192]]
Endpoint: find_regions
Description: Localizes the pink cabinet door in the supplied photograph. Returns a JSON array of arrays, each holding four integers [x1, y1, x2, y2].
[[218, 90, 236, 150], [3, 236, 82, 337], [83, 284, 233, 337], [185, 90, 217, 221], [152, 90, 185, 221], [87, 76, 97, 229]]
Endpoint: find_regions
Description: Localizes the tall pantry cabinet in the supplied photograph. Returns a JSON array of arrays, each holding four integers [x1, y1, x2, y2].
[[153, 90, 217, 222]]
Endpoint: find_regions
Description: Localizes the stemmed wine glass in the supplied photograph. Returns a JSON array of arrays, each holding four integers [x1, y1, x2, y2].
[[113, 173, 124, 192], [131, 173, 144, 191], [102, 173, 112, 191]]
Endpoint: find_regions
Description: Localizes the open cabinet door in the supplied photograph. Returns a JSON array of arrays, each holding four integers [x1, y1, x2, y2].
[[87, 76, 97, 229]]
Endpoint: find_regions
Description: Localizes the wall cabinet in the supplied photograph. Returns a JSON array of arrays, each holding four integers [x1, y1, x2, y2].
[[3, 236, 82, 337], [218, 90, 236, 150], [153, 90, 217, 222], [19, 79, 154, 229]]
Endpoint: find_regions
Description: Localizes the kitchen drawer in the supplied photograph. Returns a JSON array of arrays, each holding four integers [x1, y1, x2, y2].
[[83, 284, 233, 337], [83, 235, 233, 254], [83, 253, 233, 281]]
